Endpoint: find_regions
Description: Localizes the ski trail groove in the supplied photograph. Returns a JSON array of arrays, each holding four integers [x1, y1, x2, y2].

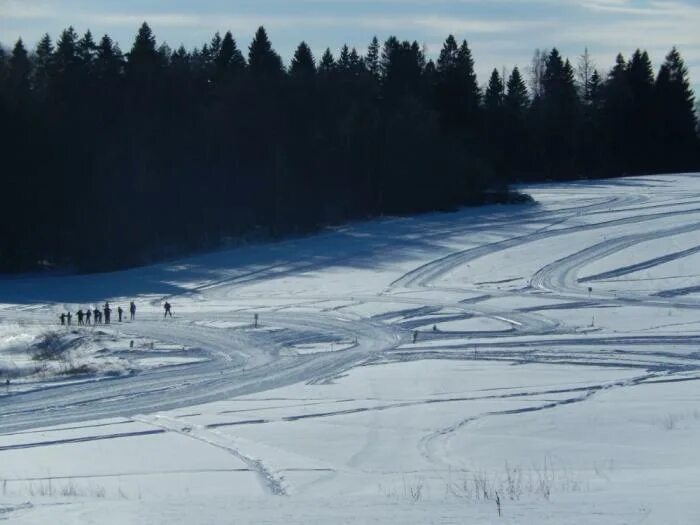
[[132, 413, 289, 496]]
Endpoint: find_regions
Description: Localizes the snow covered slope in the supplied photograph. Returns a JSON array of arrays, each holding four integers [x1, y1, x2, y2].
[[1, 174, 699, 524]]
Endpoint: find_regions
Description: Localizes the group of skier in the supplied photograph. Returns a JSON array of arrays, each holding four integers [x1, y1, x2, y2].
[[60, 301, 136, 326]]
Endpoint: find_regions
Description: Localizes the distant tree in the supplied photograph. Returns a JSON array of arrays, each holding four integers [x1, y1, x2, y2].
[[290, 41, 316, 78], [32, 34, 54, 97], [601, 53, 633, 175], [77, 30, 97, 68], [247, 26, 283, 78], [625, 49, 656, 172], [318, 48, 336, 76], [529, 48, 548, 100], [54, 27, 80, 78], [504, 66, 532, 179], [214, 31, 245, 79], [435, 35, 481, 135], [536, 48, 580, 179], [365, 36, 380, 80], [127, 22, 161, 76], [484, 68, 505, 111], [653, 47, 698, 171], [576, 47, 595, 102], [9, 39, 31, 97], [95, 34, 123, 81], [505, 66, 529, 115]]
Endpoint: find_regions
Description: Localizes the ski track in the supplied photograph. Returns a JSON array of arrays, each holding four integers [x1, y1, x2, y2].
[[131, 414, 289, 496], [2, 176, 700, 491]]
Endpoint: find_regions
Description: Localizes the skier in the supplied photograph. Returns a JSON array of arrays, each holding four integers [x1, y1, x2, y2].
[[66, 312, 72, 326], [94, 308, 101, 324], [163, 301, 172, 318], [77, 309, 84, 325], [130, 301, 136, 321], [117, 306, 123, 322], [59, 313, 66, 326], [104, 302, 111, 324], [85, 309, 92, 325]]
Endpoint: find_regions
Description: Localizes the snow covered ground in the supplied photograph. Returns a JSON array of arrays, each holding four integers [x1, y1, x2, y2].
[[1, 174, 700, 523]]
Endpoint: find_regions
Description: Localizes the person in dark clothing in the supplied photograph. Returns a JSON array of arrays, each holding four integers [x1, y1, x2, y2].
[[66, 312, 72, 326], [85, 309, 91, 325], [104, 302, 111, 324], [117, 306, 123, 322], [60, 313, 66, 325], [130, 301, 136, 321], [163, 301, 172, 318], [77, 309, 84, 325], [94, 308, 101, 324]]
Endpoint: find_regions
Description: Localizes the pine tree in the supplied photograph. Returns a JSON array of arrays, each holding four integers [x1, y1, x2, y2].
[[537, 49, 581, 179], [654, 47, 698, 171], [127, 22, 161, 75], [318, 48, 336, 76], [624, 49, 656, 172], [505, 66, 529, 115], [9, 39, 31, 96], [484, 68, 505, 112], [290, 42, 316, 78], [365, 36, 380, 80], [503, 66, 532, 179], [32, 34, 54, 97], [77, 30, 96, 68], [54, 27, 80, 76], [349, 48, 363, 76], [95, 34, 123, 81], [338, 44, 351, 74], [248, 26, 283, 78], [435, 35, 481, 135], [214, 31, 245, 79]]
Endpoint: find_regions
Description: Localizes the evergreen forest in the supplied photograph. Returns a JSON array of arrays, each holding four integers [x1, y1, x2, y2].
[[1, 23, 698, 272]]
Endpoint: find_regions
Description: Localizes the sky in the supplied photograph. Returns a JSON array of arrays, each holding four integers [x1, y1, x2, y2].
[[1, 0, 699, 96]]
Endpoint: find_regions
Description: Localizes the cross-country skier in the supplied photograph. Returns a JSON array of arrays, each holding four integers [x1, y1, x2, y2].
[[130, 301, 136, 320], [117, 306, 123, 322], [85, 309, 91, 325], [94, 308, 101, 324], [163, 301, 172, 318], [104, 302, 111, 324], [60, 313, 66, 325], [66, 312, 72, 325], [77, 309, 84, 325]]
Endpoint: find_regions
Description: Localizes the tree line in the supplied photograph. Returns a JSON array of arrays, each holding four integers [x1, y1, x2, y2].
[[0, 23, 698, 272]]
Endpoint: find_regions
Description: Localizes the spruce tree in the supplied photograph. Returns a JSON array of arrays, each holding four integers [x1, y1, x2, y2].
[[365, 36, 380, 80], [625, 49, 656, 172], [435, 35, 481, 135], [654, 47, 698, 171], [32, 34, 54, 97], [505, 66, 529, 115], [290, 42, 316, 78], [318, 48, 336, 76], [484, 68, 505, 112], [54, 27, 80, 76], [9, 39, 31, 96], [538, 49, 580, 179], [127, 22, 161, 75], [215, 31, 246, 79], [77, 30, 96, 68], [248, 26, 283, 78]]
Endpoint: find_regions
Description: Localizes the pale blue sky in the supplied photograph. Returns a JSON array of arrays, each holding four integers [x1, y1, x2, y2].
[[1, 0, 698, 94]]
